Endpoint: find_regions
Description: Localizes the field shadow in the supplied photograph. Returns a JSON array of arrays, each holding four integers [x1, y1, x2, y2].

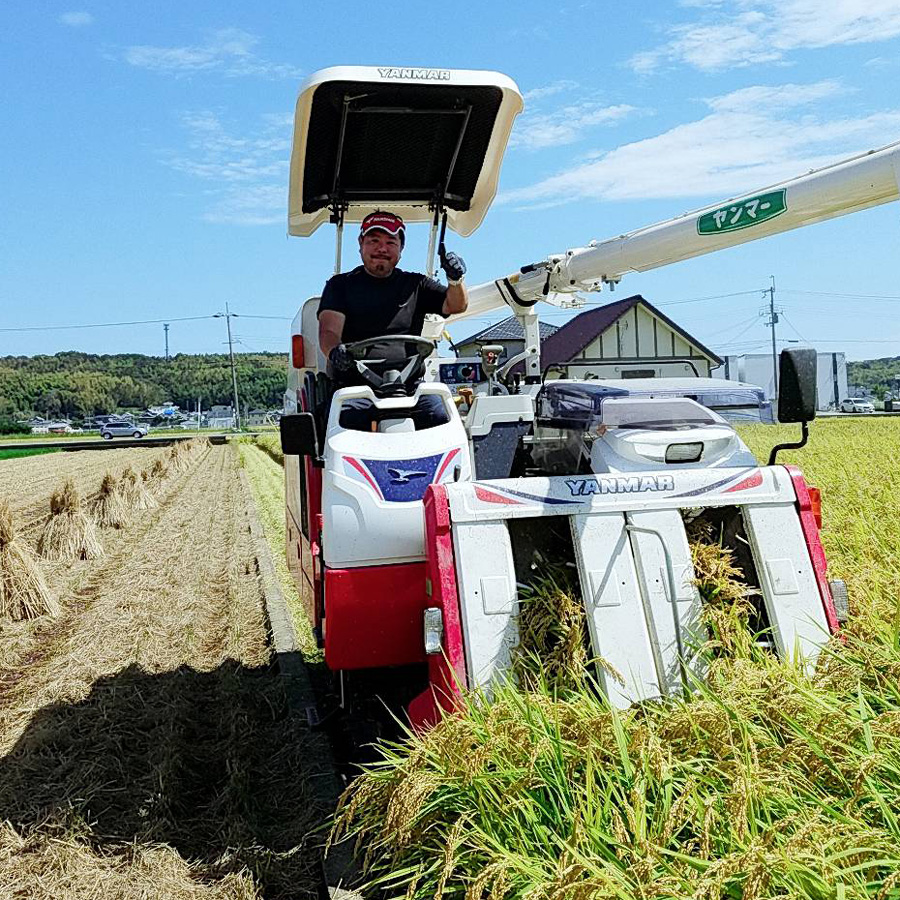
[[0, 660, 331, 898]]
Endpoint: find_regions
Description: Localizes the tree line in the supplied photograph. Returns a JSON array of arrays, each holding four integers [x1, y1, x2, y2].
[[0, 351, 287, 420], [846, 357, 900, 398]]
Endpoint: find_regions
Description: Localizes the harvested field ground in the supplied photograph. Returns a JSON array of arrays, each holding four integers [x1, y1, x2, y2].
[[0, 445, 174, 534], [0, 443, 327, 899]]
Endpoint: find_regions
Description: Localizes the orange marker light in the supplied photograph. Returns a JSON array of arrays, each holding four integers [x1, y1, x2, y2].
[[291, 334, 305, 369], [808, 486, 823, 529]]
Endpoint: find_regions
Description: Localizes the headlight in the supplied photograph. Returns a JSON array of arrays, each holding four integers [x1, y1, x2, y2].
[[665, 442, 704, 463]]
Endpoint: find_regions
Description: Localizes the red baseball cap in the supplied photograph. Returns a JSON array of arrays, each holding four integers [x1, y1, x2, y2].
[[360, 211, 405, 246]]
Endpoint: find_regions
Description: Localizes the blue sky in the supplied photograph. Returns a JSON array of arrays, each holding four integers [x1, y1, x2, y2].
[[2, 1, 900, 362]]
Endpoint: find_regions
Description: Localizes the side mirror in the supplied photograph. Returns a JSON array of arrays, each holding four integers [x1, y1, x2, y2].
[[280, 412, 319, 458], [778, 348, 817, 424]]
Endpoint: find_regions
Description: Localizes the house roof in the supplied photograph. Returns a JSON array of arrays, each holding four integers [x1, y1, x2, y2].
[[539, 294, 722, 368], [457, 315, 558, 345]]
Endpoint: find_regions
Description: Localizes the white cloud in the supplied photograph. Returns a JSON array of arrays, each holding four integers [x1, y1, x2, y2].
[[705, 79, 845, 111], [202, 184, 286, 226], [59, 11, 93, 26], [124, 28, 302, 79], [865, 55, 899, 68], [510, 102, 640, 151], [163, 111, 292, 225], [512, 81, 642, 151], [630, 0, 900, 72], [523, 80, 580, 101], [501, 81, 900, 206]]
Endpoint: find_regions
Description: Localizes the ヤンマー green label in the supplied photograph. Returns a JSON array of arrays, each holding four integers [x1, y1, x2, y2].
[[697, 189, 787, 235]]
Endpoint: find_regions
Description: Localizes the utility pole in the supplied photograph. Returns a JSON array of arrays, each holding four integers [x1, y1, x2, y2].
[[763, 276, 780, 399], [214, 305, 242, 431], [163, 323, 170, 361]]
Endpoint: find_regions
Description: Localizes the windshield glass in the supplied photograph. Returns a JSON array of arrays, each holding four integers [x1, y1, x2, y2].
[[600, 398, 724, 430], [536, 380, 773, 430]]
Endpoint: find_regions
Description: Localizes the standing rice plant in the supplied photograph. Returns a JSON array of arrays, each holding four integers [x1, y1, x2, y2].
[[511, 561, 588, 694], [0, 501, 59, 619], [120, 465, 157, 511], [254, 433, 284, 466], [687, 519, 758, 660], [336, 638, 900, 899], [89, 472, 131, 528], [37, 479, 104, 561], [336, 420, 900, 899]]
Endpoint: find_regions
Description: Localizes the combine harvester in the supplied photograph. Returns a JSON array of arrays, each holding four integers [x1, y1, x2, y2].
[[281, 66, 900, 731]]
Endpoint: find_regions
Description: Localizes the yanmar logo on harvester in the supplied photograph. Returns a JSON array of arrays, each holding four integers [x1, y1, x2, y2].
[[280, 65, 890, 738], [377, 67, 451, 80], [564, 475, 675, 497]]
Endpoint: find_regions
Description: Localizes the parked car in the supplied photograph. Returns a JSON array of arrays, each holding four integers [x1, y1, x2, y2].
[[100, 422, 149, 439], [839, 397, 875, 414]]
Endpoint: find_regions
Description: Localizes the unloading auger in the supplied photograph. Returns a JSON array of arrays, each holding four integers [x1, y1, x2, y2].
[[280, 65, 897, 731]]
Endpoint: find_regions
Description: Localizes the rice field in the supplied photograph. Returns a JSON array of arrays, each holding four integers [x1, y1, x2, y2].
[[334, 417, 900, 899], [0, 440, 327, 899], [0, 447, 60, 461], [238, 440, 314, 654], [5, 417, 897, 899]]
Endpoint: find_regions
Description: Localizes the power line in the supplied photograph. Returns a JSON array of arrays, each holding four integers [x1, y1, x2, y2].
[[702, 313, 761, 340], [793, 338, 900, 344], [0, 311, 292, 334], [655, 289, 765, 307], [0, 314, 214, 333], [237, 314, 293, 320], [780, 313, 810, 344], [780, 289, 900, 302], [717, 316, 763, 347], [717, 341, 771, 354]]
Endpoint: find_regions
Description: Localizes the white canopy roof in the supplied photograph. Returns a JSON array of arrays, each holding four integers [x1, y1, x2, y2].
[[288, 66, 523, 238]]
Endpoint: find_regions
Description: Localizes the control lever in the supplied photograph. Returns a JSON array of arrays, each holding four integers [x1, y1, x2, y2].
[[479, 344, 505, 395]]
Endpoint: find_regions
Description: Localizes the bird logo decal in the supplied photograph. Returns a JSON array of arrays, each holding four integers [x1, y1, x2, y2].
[[388, 467, 428, 484]]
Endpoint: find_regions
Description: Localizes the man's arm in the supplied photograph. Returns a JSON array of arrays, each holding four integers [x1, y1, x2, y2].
[[442, 282, 468, 316], [318, 310, 345, 356]]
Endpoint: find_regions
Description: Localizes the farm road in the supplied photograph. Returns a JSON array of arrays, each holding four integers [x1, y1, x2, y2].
[[0, 445, 327, 899]]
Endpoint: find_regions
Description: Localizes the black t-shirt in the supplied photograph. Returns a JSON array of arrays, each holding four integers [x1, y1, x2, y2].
[[317, 266, 448, 343]]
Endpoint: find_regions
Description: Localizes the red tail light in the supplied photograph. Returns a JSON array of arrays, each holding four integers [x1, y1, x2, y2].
[[808, 486, 822, 529], [291, 334, 305, 369]]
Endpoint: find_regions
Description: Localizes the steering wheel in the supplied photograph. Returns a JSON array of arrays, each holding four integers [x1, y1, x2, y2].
[[345, 334, 436, 396]]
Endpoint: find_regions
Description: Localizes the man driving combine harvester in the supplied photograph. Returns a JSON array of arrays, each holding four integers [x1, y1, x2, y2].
[[318, 210, 468, 429], [283, 65, 900, 736]]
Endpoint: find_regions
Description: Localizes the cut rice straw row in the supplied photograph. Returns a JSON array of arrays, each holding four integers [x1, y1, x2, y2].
[[0, 501, 59, 620], [37, 479, 103, 562]]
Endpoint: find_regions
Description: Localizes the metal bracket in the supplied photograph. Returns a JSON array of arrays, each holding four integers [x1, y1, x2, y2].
[[767, 420, 809, 466], [331, 205, 346, 275], [625, 517, 689, 696]]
